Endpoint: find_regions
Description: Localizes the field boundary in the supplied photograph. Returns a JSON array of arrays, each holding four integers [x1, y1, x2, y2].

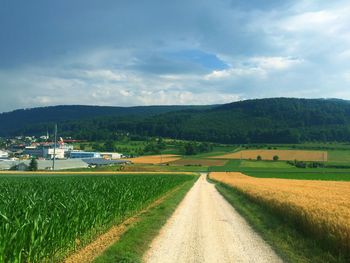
[[64, 179, 195, 263], [211, 149, 328, 162]]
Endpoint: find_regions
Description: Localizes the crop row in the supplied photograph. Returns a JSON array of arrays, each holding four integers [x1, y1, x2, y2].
[[0, 173, 193, 262]]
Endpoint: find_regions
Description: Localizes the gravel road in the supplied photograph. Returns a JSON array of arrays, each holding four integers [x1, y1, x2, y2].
[[144, 174, 283, 263]]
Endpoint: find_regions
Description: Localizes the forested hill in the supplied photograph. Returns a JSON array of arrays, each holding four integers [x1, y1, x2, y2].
[[4, 98, 350, 143], [123, 98, 350, 143], [0, 105, 211, 136]]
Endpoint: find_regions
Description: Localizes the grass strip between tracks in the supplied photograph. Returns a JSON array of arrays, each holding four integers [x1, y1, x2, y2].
[[93, 177, 197, 263], [212, 180, 349, 263]]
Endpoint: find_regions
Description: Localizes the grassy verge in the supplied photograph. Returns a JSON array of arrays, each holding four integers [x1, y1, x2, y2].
[[213, 181, 349, 263], [94, 177, 197, 263], [209, 160, 350, 181]]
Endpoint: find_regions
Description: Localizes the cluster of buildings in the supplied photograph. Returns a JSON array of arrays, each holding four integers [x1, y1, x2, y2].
[[0, 136, 129, 171]]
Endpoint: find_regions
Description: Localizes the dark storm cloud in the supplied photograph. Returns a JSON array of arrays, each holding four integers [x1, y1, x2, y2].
[[0, 0, 349, 112]]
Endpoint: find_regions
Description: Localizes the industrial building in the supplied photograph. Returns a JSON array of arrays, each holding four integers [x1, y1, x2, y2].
[[0, 150, 9, 159], [23, 146, 43, 158], [0, 159, 89, 171], [100, 152, 123, 159], [83, 158, 130, 167], [34, 159, 89, 170], [22, 143, 72, 159], [70, 151, 101, 159], [43, 148, 65, 159]]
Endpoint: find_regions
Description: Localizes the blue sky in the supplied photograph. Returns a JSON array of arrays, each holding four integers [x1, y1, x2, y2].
[[1, 0, 350, 112]]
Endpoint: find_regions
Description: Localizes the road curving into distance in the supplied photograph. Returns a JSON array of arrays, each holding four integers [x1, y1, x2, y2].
[[144, 173, 283, 263]]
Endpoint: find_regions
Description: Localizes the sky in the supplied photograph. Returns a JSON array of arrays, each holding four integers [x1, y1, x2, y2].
[[1, 0, 350, 112]]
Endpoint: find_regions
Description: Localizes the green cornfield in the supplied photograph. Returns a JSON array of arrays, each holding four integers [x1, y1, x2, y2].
[[0, 173, 194, 262]]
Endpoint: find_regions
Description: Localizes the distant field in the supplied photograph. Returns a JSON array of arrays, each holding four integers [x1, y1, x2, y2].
[[209, 159, 293, 172], [63, 163, 207, 173], [210, 172, 350, 257], [185, 146, 240, 159], [209, 160, 241, 172], [121, 164, 208, 173], [211, 149, 328, 162], [328, 150, 350, 164], [239, 160, 293, 168], [208, 159, 350, 181], [127, 154, 181, 164], [169, 159, 227, 166]]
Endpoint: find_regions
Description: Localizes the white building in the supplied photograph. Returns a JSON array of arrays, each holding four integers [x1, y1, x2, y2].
[[0, 150, 9, 159], [100, 152, 123, 159], [43, 148, 65, 159], [59, 144, 74, 151]]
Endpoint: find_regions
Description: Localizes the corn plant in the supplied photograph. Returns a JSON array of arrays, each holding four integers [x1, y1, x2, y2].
[[0, 173, 192, 262]]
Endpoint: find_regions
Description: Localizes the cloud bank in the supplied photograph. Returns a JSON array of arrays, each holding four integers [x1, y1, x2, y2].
[[0, 0, 350, 112]]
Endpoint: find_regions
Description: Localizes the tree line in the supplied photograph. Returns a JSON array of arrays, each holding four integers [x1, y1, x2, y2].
[[15, 98, 350, 144]]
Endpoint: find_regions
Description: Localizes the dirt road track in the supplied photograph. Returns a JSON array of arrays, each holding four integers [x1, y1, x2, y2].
[[144, 174, 283, 263]]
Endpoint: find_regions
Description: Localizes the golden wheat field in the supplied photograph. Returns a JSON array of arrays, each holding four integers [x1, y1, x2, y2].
[[211, 149, 328, 161], [127, 154, 181, 164], [210, 172, 350, 251]]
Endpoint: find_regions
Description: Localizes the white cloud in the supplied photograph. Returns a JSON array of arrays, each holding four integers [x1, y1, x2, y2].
[[0, 63, 243, 112], [252, 56, 303, 70], [343, 72, 350, 82], [81, 70, 127, 82], [281, 11, 339, 32], [136, 90, 240, 105], [205, 56, 302, 80], [205, 67, 264, 80]]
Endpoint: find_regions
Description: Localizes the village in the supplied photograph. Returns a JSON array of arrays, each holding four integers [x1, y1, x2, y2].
[[0, 135, 129, 171]]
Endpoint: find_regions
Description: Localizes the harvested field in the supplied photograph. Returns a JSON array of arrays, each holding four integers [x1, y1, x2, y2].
[[169, 159, 228, 166], [210, 172, 350, 254], [211, 149, 328, 162], [127, 155, 181, 164]]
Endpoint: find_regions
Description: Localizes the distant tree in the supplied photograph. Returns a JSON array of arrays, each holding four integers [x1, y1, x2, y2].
[[103, 140, 116, 152], [28, 158, 38, 171], [80, 144, 86, 151], [257, 155, 262, 161], [157, 137, 166, 150], [144, 142, 161, 154], [183, 143, 196, 155], [273, 155, 279, 161], [92, 143, 101, 151], [198, 142, 213, 153]]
